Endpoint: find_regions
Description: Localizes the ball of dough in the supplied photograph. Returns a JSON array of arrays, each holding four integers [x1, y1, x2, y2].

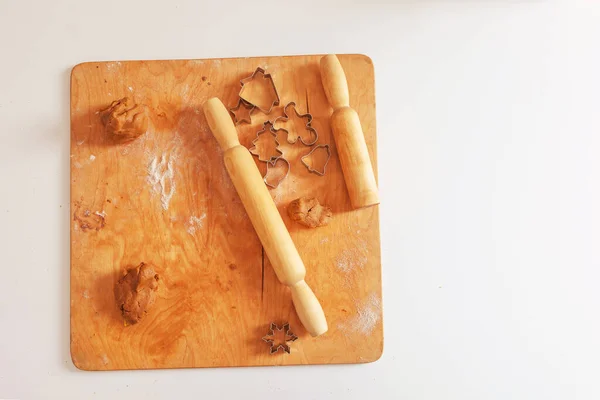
[[288, 197, 332, 228], [100, 97, 148, 140], [114, 262, 159, 325]]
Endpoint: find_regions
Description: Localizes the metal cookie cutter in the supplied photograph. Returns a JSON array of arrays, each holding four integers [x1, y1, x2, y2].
[[262, 322, 298, 354], [229, 98, 255, 125], [272, 102, 318, 146], [239, 67, 280, 114], [249, 121, 283, 163], [264, 157, 290, 189], [301, 144, 331, 176]]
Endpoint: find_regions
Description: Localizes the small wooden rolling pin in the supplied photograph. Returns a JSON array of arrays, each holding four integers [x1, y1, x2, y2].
[[203, 98, 328, 337], [320, 54, 380, 209]]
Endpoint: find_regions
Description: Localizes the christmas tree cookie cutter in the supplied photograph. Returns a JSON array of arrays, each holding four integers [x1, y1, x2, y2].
[[249, 121, 282, 163], [247, 121, 289, 189]]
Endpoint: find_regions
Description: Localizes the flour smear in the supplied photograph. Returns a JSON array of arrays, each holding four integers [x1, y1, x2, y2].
[[338, 293, 382, 336], [186, 213, 206, 235], [335, 242, 368, 274], [147, 154, 177, 210]]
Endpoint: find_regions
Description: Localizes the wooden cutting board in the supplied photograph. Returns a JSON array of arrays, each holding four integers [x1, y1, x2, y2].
[[70, 54, 382, 370]]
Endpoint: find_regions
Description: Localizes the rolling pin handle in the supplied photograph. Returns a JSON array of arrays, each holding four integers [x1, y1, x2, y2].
[[290, 280, 328, 337], [204, 97, 240, 151], [320, 54, 350, 110]]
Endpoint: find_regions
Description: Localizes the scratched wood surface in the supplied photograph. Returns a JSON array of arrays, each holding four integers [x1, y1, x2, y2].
[[70, 54, 382, 370]]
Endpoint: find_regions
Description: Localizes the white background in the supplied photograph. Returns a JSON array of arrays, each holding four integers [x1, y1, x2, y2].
[[1, 0, 599, 399]]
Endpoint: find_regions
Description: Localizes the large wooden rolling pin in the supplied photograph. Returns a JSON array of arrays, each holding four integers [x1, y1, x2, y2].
[[203, 97, 328, 337], [320, 54, 380, 209]]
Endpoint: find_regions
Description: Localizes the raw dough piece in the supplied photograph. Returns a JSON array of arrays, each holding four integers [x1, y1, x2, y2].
[[288, 197, 332, 228], [114, 262, 159, 325], [100, 97, 148, 140]]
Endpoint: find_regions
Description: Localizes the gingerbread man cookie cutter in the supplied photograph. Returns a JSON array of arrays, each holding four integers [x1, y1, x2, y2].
[[273, 102, 319, 146]]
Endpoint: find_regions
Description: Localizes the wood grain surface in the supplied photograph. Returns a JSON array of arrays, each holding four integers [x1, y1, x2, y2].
[[70, 54, 382, 370]]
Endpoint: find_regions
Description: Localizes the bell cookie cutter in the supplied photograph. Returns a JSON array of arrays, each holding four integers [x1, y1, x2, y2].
[[301, 144, 331, 176], [239, 67, 280, 114], [262, 322, 298, 354], [273, 102, 318, 146]]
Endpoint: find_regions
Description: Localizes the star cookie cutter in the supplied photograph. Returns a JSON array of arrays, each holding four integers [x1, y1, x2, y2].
[[262, 322, 298, 354], [239, 67, 280, 114], [301, 144, 331, 176], [273, 102, 318, 146], [249, 121, 283, 163], [229, 98, 255, 125]]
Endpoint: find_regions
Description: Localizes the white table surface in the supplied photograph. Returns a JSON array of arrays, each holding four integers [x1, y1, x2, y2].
[[1, 0, 598, 399]]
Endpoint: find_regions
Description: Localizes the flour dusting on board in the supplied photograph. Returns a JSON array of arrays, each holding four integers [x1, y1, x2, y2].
[[106, 61, 121, 72], [336, 240, 368, 273], [100, 354, 110, 365], [180, 84, 192, 102], [338, 293, 382, 336], [147, 154, 177, 210], [186, 213, 206, 235]]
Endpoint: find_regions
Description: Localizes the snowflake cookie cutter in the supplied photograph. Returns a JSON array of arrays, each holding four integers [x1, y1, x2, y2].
[[239, 67, 280, 114], [273, 102, 319, 146], [262, 322, 298, 354], [301, 144, 331, 176]]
